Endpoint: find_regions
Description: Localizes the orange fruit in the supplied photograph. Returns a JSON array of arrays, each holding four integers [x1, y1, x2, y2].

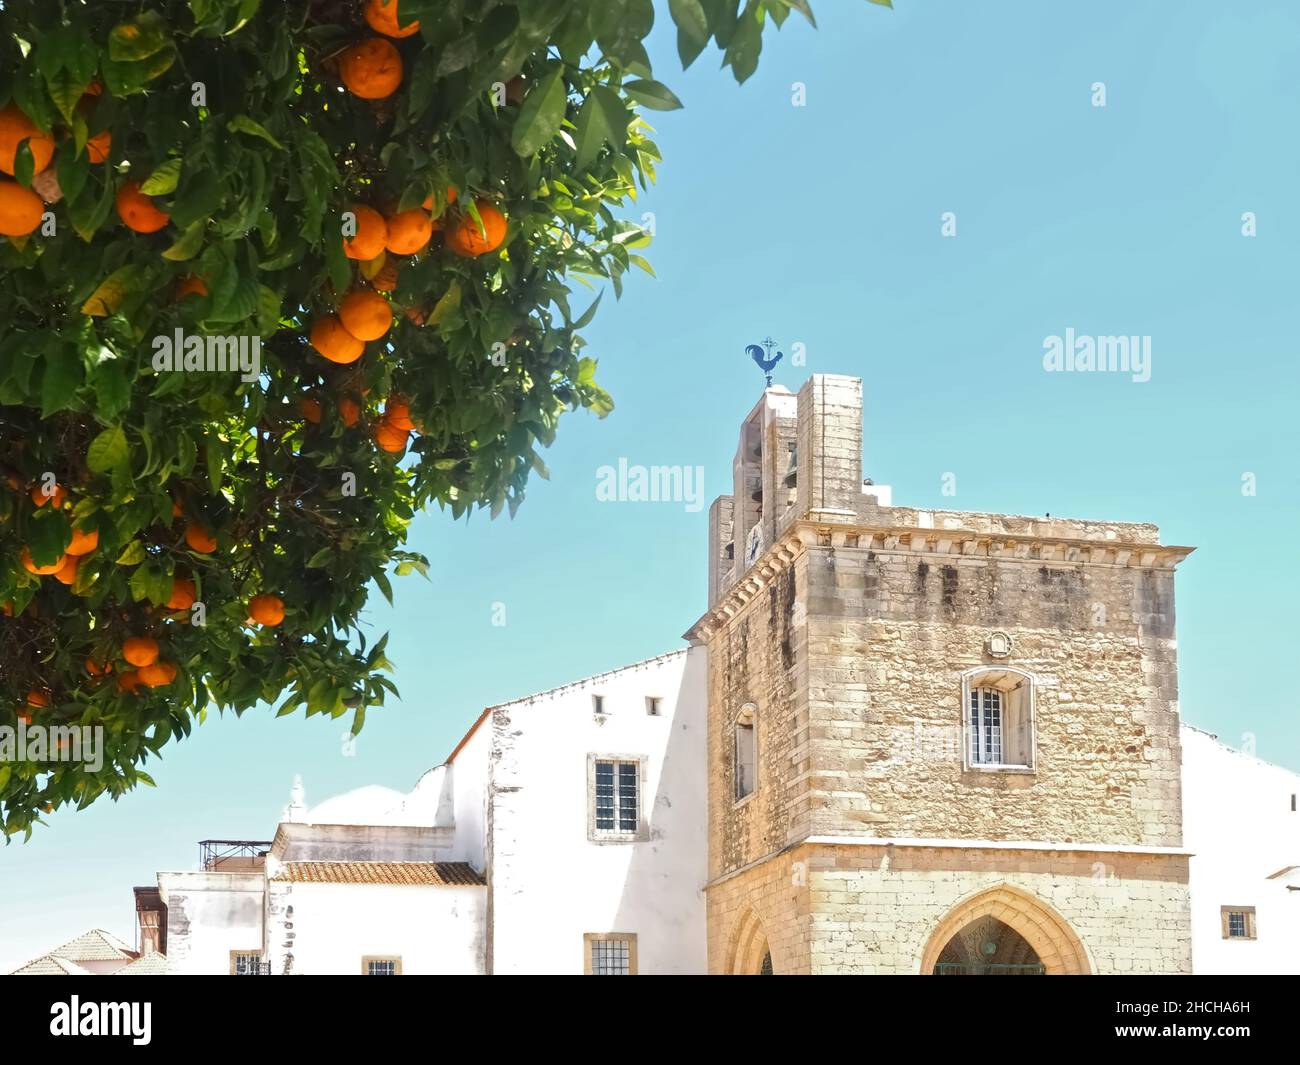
[[116, 181, 170, 234], [339, 395, 361, 427], [338, 289, 393, 342], [86, 657, 112, 677], [116, 670, 143, 693], [403, 305, 426, 326], [21, 548, 66, 576], [364, 0, 421, 38], [137, 660, 178, 688], [311, 315, 365, 364], [0, 180, 44, 236], [166, 578, 196, 611], [184, 522, 218, 553], [385, 209, 432, 255], [66, 526, 98, 556], [343, 205, 387, 261], [30, 483, 67, 508], [86, 130, 111, 164], [423, 186, 457, 213], [339, 38, 404, 100], [0, 105, 54, 176], [122, 636, 160, 668], [175, 274, 207, 299], [248, 594, 286, 627], [373, 417, 408, 453], [447, 201, 507, 257], [384, 396, 415, 432], [26, 690, 50, 708], [298, 395, 323, 423], [171, 498, 184, 518], [81, 80, 103, 99], [53, 555, 79, 585], [372, 262, 398, 292]]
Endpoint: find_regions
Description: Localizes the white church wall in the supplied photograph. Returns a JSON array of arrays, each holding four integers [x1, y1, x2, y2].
[[485, 647, 708, 975], [450, 716, 490, 873], [1181, 724, 1300, 974]]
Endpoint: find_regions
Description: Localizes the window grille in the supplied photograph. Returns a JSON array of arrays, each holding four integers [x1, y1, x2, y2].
[[970, 687, 1003, 765]]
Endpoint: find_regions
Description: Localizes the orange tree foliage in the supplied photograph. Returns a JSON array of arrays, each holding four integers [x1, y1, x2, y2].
[[0, 0, 887, 834]]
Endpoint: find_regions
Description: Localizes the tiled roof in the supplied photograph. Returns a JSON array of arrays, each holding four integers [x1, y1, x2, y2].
[[270, 861, 484, 886], [115, 953, 171, 975], [9, 928, 135, 974]]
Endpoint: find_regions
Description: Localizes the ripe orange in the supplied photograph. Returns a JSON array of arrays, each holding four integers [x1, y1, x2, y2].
[[343, 205, 387, 261], [27, 690, 50, 708], [423, 186, 457, 213], [384, 396, 415, 432], [175, 274, 208, 299], [403, 305, 426, 326], [86, 657, 112, 676], [339, 38, 404, 100], [339, 289, 393, 342], [123, 636, 160, 668], [385, 209, 433, 255], [311, 315, 366, 364], [447, 201, 507, 257], [117, 670, 144, 693], [372, 262, 398, 292], [166, 578, 196, 611], [116, 181, 170, 234], [0, 179, 44, 236], [298, 395, 323, 423], [21, 547, 66, 576], [138, 660, 178, 688], [53, 555, 79, 586], [373, 417, 408, 453], [249, 594, 286, 626], [364, 0, 421, 38], [0, 105, 54, 175], [339, 395, 361, 427], [86, 130, 111, 165], [30, 483, 67, 509], [184, 522, 218, 553], [66, 526, 98, 556]]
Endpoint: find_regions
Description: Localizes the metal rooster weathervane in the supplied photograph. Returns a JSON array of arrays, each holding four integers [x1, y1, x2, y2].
[[747, 337, 783, 387]]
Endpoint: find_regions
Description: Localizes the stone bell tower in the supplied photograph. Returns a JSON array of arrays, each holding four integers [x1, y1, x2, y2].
[[687, 373, 1194, 975]]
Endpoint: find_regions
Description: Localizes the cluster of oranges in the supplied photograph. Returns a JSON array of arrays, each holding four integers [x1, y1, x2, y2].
[[17, 483, 99, 587], [0, 80, 110, 237]]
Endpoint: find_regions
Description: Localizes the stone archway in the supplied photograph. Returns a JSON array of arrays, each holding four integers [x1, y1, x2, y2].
[[920, 884, 1091, 975], [726, 908, 775, 975]]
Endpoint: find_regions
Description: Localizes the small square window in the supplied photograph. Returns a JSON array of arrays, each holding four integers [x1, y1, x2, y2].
[[363, 956, 402, 975], [646, 697, 661, 716], [1220, 907, 1256, 940], [229, 951, 263, 976], [584, 933, 637, 975]]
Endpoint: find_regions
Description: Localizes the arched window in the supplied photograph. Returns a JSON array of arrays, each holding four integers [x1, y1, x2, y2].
[[734, 703, 758, 801], [961, 667, 1035, 770]]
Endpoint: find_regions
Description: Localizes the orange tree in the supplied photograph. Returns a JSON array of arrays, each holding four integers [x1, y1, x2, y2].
[[0, 0, 888, 834]]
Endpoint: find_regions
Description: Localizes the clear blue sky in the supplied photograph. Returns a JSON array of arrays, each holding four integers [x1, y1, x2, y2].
[[4, 0, 1298, 972]]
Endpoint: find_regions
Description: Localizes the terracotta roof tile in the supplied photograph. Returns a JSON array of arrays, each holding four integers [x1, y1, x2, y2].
[[270, 861, 484, 886]]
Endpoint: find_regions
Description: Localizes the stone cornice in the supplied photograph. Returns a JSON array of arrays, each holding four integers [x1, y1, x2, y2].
[[685, 518, 1195, 644]]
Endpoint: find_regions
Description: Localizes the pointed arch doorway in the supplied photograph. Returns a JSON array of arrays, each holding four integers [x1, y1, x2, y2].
[[921, 885, 1091, 975], [726, 908, 776, 974]]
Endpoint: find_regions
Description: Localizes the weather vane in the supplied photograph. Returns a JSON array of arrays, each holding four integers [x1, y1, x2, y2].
[[746, 336, 783, 386]]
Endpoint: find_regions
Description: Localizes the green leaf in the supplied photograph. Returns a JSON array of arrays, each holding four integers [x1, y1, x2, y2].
[[428, 280, 461, 327], [13, 141, 35, 189], [46, 68, 83, 125], [228, 115, 285, 150], [511, 63, 568, 157], [623, 79, 684, 111], [109, 13, 171, 62], [161, 219, 207, 261], [669, 0, 711, 67], [140, 158, 182, 196], [39, 345, 83, 417], [28, 507, 73, 567], [574, 93, 615, 173], [87, 426, 128, 473], [115, 541, 147, 566]]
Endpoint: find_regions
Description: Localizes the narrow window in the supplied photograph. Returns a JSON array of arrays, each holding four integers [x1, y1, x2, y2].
[[584, 933, 638, 975], [1292, 793, 1296, 812], [592, 694, 605, 715], [963, 669, 1035, 769], [363, 956, 402, 975], [589, 757, 644, 841], [735, 704, 757, 801], [646, 696, 662, 716], [970, 687, 1003, 765]]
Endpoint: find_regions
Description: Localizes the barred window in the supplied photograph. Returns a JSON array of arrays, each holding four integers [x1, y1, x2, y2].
[[1221, 907, 1256, 940], [585, 934, 637, 975], [364, 956, 402, 975], [590, 757, 643, 840], [970, 687, 1002, 765], [230, 951, 262, 976], [962, 668, 1034, 769]]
